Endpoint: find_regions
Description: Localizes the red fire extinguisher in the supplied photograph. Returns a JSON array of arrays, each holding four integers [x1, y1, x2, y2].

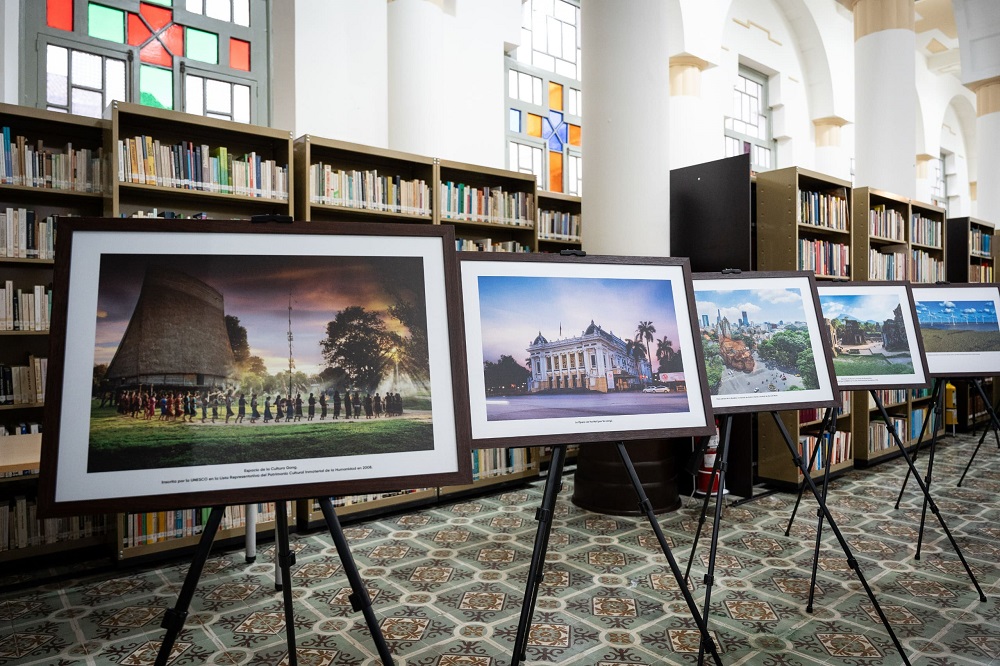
[[696, 424, 724, 495]]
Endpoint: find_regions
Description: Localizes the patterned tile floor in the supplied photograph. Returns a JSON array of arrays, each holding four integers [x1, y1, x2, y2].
[[2, 431, 1000, 665]]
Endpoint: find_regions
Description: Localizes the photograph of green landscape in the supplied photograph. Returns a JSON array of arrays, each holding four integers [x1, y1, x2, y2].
[[692, 274, 837, 411], [816, 283, 928, 388], [89, 252, 436, 474], [912, 285, 1000, 376]]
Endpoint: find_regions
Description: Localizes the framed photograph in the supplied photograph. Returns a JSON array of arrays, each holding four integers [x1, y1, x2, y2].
[[816, 282, 930, 389], [911, 283, 1000, 377], [459, 254, 714, 447], [692, 271, 839, 413], [40, 218, 472, 516]]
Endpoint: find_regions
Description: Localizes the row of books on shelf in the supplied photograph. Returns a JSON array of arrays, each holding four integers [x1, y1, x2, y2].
[[328, 488, 433, 509], [537, 210, 581, 241], [910, 214, 943, 248], [797, 430, 851, 475], [798, 391, 852, 423], [121, 503, 279, 549], [868, 205, 906, 241], [909, 406, 931, 440], [1, 498, 110, 552], [1, 208, 57, 260], [869, 249, 906, 281], [0, 129, 104, 192], [970, 264, 994, 282], [439, 182, 534, 227], [799, 189, 849, 231], [471, 447, 536, 481], [970, 227, 993, 256], [116, 137, 289, 200], [0, 356, 47, 405], [307, 164, 431, 216], [798, 238, 849, 277], [0, 282, 52, 331], [868, 389, 907, 408], [910, 249, 946, 283], [455, 237, 530, 253], [868, 417, 906, 454]]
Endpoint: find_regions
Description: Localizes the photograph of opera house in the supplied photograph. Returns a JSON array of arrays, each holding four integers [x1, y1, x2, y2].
[[475, 275, 690, 421], [89, 253, 435, 472], [694, 286, 821, 396]]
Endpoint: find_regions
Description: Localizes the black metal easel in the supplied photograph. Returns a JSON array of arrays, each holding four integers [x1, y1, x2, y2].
[[510, 443, 723, 666], [870, 385, 986, 602], [154, 499, 395, 666], [956, 379, 1000, 486]]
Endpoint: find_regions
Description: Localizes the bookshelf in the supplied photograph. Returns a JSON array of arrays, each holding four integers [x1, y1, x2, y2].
[[106, 102, 293, 219], [537, 191, 582, 250], [754, 166, 854, 488], [293, 135, 434, 224], [946, 216, 998, 431], [0, 104, 113, 561], [437, 159, 536, 253], [852, 187, 909, 281], [909, 201, 947, 284]]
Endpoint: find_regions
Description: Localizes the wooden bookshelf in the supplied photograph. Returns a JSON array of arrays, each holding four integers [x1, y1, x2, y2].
[[293, 135, 434, 224], [537, 191, 582, 250], [852, 187, 909, 281]]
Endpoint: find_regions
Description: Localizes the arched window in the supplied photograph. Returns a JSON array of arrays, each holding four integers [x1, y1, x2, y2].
[[504, 0, 581, 195], [724, 66, 773, 172], [21, 0, 269, 124]]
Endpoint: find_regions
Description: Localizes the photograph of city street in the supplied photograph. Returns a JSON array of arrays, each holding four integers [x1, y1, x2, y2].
[[87, 252, 437, 474], [817, 286, 920, 381], [913, 298, 1000, 353], [693, 277, 833, 408], [471, 274, 691, 422]]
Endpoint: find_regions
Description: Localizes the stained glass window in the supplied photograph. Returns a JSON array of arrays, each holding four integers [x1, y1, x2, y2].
[[506, 0, 581, 195], [30, 0, 267, 122], [724, 67, 774, 172]]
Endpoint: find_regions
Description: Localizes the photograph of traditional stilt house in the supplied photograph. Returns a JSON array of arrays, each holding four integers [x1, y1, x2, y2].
[[89, 254, 435, 473]]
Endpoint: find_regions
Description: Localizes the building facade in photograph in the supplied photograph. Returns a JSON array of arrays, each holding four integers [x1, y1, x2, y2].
[[526, 320, 648, 393]]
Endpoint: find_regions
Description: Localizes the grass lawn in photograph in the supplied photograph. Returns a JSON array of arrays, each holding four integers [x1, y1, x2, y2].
[[87, 404, 434, 473], [831, 353, 914, 376], [920, 328, 1000, 354]]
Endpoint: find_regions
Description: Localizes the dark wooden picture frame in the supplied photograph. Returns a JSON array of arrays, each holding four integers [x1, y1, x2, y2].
[[39, 218, 472, 516], [911, 282, 1000, 378], [816, 281, 931, 390], [458, 253, 715, 447], [692, 271, 840, 414]]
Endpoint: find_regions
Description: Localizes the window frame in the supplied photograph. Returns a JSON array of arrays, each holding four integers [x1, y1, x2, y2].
[[724, 65, 775, 173]]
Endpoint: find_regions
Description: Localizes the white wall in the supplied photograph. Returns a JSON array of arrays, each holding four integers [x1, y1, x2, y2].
[[0, 0, 19, 104]]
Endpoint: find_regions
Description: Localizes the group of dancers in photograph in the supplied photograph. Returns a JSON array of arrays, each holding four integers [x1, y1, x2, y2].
[[110, 388, 406, 424]]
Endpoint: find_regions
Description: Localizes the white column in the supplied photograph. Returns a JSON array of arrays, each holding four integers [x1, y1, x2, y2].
[[914, 153, 934, 205], [975, 79, 1000, 225], [581, 0, 671, 256], [387, 0, 444, 157], [813, 117, 851, 183], [853, 0, 915, 197], [0, 0, 19, 104], [669, 56, 717, 170]]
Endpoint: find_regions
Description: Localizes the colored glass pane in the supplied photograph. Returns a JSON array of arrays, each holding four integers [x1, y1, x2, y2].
[[145, 0, 172, 5], [140, 64, 173, 109], [47, 0, 73, 31], [88, 3, 126, 43], [568, 123, 581, 146], [127, 14, 152, 46], [508, 109, 520, 133], [141, 40, 172, 67], [229, 37, 250, 71], [185, 27, 218, 64], [548, 80, 563, 111], [527, 113, 542, 138], [549, 150, 563, 193], [162, 24, 184, 55], [542, 111, 564, 151], [140, 2, 173, 30]]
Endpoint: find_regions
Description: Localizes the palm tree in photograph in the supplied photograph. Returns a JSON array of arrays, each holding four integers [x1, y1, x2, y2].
[[635, 320, 656, 384], [656, 335, 675, 364]]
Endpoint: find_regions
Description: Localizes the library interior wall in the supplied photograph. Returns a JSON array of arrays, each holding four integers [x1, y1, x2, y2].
[[0, 0, 18, 105]]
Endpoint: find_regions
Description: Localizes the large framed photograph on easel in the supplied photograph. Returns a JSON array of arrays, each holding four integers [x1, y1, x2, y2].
[[816, 281, 930, 390], [458, 253, 715, 447], [39, 218, 472, 516], [911, 283, 1000, 377], [691, 271, 839, 414]]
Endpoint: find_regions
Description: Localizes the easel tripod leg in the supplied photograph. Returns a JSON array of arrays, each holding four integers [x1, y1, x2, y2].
[[685, 435, 719, 584], [806, 408, 836, 613], [959, 379, 1000, 486], [869, 395, 987, 602], [895, 380, 940, 510], [318, 497, 396, 666], [615, 442, 723, 666], [697, 416, 732, 666], [511, 445, 567, 664], [914, 385, 944, 559], [770, 413, 913, 666], [786, 409, 833, 536], [274, 500, 298, 666], [155, 506, 225, 666]]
